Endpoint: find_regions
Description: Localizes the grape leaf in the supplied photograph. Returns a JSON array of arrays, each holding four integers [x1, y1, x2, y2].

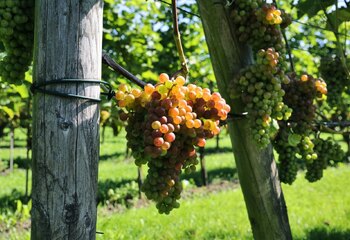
[[288, 134, 302, 147], [296, 0, 334, 19], [0, 106, 15, 119], [325, 8, 350, 31], [13, 84, 29, 98]]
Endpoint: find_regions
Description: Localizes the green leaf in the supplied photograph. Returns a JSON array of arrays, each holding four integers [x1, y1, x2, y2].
[[22, 205, 30, 218], [0, 106, 15, 119], [15, 200, 23, 214], [325, 8, 350, 31], [288, 134, 302, 147], [296, 0, 334, 19], [13, 84, 29, 98]]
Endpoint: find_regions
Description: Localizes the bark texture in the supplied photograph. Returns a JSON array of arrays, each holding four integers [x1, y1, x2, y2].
[[31, 1, 103, 239], [197, 1, 292, 239]]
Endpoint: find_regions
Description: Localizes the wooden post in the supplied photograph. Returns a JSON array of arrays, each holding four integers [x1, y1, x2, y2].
[[31, 0, 103, 239], [25, 125, 31, 199], [9, 126, 14, 172], [216, 134, 220, 152], [137, 166, 143, 199], [197, 1, 292, 239], [199, 147, 208, 186]]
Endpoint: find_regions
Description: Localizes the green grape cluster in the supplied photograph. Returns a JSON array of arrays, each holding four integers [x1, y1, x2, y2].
[[299, 136, 317, 162], [229, 48, 292, 148], [273, 73, 328, 184], [306, 137, 346, 182], [230, 0, 291, 57], [304, 155, 324, 182], [117, 73, 230, 214], [319, 56, 350, 107], [273, 128, 298, 184], [0, 0, 34, 85]]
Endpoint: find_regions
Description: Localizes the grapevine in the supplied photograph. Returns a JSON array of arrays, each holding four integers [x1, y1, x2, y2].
[[229, 0, 344, 184], [0, 0, 34, 85], [116, 73, 230, 214], [228, 0, 293, 148]]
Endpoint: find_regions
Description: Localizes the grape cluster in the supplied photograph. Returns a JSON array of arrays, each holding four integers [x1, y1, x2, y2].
[[230, 48, 292, 148], [273, 73, 328, 184], [306, 137, 346, 182], [273, 128, 298, 184], [116, 73, 230, 214], [230, 0, 291, 56], [0, 0, 34, 85], [319, 56, 350, 107], [283, 73, 326, 135]]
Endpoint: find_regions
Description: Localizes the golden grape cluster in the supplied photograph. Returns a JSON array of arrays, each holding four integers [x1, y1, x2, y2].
[[116, 73, 230, 214]]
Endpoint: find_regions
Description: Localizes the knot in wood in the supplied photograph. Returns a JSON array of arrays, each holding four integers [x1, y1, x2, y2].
[[59, 120, 72, 131], [63, 201, 79, 224]]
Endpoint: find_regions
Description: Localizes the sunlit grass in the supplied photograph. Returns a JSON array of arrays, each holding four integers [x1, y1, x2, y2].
[[96, 164, 350, 240]]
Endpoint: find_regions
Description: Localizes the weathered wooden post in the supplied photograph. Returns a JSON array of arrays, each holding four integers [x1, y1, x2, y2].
[[31, 0, 103, 239], [197, 1, 292, 239]]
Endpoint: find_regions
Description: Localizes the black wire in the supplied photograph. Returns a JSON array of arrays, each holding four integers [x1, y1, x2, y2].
[[31, 79, 115, 102]]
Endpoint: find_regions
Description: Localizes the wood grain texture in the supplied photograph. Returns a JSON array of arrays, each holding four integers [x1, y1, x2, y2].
[[196, 1, 292, 239], [31, 0, 103, 239]]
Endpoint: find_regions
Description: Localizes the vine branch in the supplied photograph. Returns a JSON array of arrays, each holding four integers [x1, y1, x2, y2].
[[172, 0, 189, 78], [314, 121, 350, 136], [102, 52, 146, 88]]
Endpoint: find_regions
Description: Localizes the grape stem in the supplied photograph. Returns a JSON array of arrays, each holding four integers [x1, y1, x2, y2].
[[102, 52, 146, 87], [172, 0, 189, 78], [272, 0, 295, 72], [314, 121, 350, 136]]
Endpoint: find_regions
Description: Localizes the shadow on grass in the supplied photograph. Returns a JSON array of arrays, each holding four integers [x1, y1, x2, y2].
[[97, 178, 136, 205], [203, 146, 233, 155], [0, 142, 27, 149], [181, 167, 238, 186], [297, 227, 350, 240], [0, 157, 31, 170], [99, 152, 125, 161], [0, 189, 31, 213]]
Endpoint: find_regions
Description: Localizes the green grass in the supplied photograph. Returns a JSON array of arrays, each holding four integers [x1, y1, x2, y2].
[[284, 165, 350, 239], [96, 164, 350, 240]]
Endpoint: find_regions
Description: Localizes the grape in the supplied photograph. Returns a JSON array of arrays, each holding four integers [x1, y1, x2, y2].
[[229, 48, 292, 148], [117, 73, 230, 213], [0, 0, 34, 85]]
